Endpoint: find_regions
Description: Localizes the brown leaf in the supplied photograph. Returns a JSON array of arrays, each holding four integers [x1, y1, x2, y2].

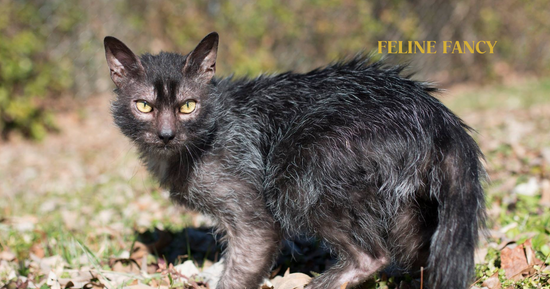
[[501, 244, 529, 280], [482, 272, 501, 289], [539, 179, 550, 206], [122, 285, 154, 289], [30, 243, 45, 258], [110, 259, 141, 274], [0, 250, 16, 261], [270, 273, 311, 289], [523, 239, 544, 266], [130, 241, 150, 260], [500, 239, 541, 280]]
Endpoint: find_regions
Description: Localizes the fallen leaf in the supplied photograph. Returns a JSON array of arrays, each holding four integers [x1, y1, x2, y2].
[[270, 273, 311, 289], [129, 242, 149, 260], [513, 177, 539, 196], [174, 260, 200, 277], [47, 271, 62, 289], [501, 244, 528, 280], [539, 179, 550, 206], [474, 247, 488, 264], [523, 239, 544, 266], [198, 259, 225, 289], [30, 243, 45, 258], [482, 272, 501, 289], [34, 255, 66, 277], [0, 250, 16, 261], [110, 259, 141, 274], [122, 285, 154, 289]]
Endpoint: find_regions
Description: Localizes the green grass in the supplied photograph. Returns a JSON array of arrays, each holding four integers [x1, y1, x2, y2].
[[443, 78, 550, 114]]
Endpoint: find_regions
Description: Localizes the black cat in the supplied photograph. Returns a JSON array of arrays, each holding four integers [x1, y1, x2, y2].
[[104, 32, 486, 289]]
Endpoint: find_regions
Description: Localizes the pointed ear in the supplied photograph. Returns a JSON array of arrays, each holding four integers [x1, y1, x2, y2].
[[104, 36, 144, 87], [183, 32, 219, 83]]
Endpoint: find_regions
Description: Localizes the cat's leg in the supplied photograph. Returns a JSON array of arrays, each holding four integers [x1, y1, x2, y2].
[[212, 196, 281, 289], [216, 221, 280, 289], [306, 233, 388, 289], [190, 162, 281, 289], [306, 206, 389, 289]]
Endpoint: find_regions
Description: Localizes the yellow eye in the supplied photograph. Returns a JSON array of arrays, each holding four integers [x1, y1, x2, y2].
[[136, 100, 153, 113], [180, 100, 196, 114]]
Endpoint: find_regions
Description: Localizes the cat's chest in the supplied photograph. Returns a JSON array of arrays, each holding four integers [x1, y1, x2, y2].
[[145, 147, 264, 213], [145, 153, 191, 191]]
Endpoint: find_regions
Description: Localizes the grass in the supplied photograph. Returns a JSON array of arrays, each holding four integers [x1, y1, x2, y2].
[[1, 78, 550, 288], [442, 78, 550, 114]]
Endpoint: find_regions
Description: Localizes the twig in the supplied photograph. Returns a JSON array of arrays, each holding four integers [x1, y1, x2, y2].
[[420, 266, 423, 289]]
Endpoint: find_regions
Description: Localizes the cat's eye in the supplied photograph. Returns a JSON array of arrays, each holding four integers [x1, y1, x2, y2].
[[136, 100, 153, 113], [180, 100, 196, 114]]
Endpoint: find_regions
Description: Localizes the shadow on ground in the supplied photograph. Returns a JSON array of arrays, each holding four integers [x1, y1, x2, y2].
[[137, 227, 334, 277]]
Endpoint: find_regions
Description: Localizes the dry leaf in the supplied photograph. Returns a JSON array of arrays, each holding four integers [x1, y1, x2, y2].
[[270, 273, 311, 289], [482, 272, 501, 289], [122, 285, 155, 289], [474, 247, 488, 264], [174, 260, 200, 277], [539, 179, 550, 206], [110, 259, 141, 274], [37, 255, 66, 277], [130, 241, 149, 260], [30, 243, 45, 258], [513, 177, 539, 196], [501, 244, 528, 280], [0, 251, 16, 261], [523, 239, 544, 266], [198, 259, 225, 289], [47, 271, 62, 289]]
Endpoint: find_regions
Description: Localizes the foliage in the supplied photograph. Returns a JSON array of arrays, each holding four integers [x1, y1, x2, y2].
[[1, 0, 550, 139], [0, 1, 76, 140]]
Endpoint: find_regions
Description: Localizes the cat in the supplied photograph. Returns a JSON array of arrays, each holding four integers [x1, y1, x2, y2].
[[104, 32, 486, 289]]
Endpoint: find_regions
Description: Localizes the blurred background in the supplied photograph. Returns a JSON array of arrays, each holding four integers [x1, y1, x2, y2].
[[1, 0, 549, 140], [1, 0, 550, 288]]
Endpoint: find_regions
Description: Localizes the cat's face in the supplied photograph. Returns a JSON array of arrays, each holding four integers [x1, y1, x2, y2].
[[104, 33, 218, 155]]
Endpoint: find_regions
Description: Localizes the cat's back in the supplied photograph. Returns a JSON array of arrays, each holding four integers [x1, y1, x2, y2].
[[214, 56, 459, 148]]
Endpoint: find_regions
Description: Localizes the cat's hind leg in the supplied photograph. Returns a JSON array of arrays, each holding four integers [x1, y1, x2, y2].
[[306, 226, 388, 289]]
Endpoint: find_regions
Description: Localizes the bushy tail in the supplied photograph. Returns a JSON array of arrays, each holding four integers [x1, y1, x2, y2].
[[428, 141, 486, 289]]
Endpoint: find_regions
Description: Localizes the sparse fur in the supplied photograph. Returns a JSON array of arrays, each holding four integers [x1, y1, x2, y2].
[[104, 32, 486, 289]]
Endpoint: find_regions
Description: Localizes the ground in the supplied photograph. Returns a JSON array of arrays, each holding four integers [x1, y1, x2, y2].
[[1, 78, 549, 288]]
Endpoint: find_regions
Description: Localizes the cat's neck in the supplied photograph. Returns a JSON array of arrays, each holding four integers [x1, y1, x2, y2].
[[140, 148, 195, 190]]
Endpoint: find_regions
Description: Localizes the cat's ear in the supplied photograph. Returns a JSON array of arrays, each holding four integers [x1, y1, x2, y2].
[[104, 36, 145, 87], [183, 32, 219, 83]]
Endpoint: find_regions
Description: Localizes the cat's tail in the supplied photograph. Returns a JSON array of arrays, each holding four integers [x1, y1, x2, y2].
[[427, 137, 486, 289]]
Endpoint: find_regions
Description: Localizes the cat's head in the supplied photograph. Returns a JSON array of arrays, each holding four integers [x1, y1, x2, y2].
[[104, 32, 218, 156]]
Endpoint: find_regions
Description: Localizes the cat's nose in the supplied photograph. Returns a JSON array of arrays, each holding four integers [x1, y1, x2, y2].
[[158, 129, 175, 144]]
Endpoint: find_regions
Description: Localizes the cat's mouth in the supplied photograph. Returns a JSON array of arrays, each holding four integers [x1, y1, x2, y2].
[[139, 141, 182, 155], [156, 143, 181, 153]]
